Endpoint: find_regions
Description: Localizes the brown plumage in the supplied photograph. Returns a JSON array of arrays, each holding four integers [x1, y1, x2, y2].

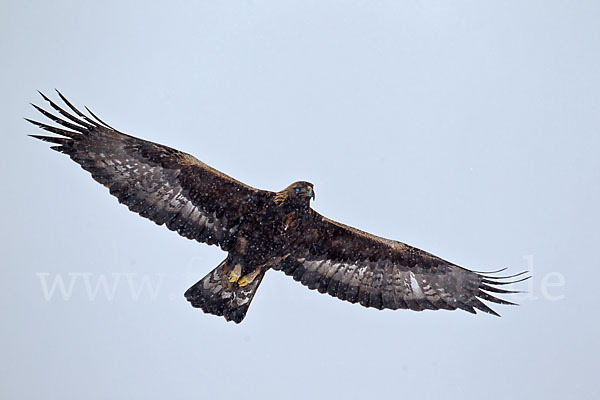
[[28, 91, 528, 323]]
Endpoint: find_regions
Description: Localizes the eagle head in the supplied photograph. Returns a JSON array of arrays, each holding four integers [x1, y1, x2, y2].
[[275, 181, 315, 206]]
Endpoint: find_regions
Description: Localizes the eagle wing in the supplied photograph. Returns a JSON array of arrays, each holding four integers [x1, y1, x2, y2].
[[274, 210, 527, 315], [28, 91, 269, 250]]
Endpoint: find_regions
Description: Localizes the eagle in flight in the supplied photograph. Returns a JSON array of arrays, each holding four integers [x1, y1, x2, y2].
[[28, 91, 527, 323]]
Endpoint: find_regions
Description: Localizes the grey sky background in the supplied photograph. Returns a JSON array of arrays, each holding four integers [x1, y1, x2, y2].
[[2, 1, 598, 399]]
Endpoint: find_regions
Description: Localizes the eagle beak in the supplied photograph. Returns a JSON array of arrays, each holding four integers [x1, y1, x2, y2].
[[307, 186, 315, 200]]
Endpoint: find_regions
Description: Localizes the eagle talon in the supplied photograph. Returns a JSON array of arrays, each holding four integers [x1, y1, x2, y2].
[[228, 264, 242, 283], [238, 268, 261, 287]]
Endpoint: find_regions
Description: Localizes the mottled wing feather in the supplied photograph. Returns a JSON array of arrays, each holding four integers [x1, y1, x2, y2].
[[28, 91, 269, 250], [274, 211, 526, 316]]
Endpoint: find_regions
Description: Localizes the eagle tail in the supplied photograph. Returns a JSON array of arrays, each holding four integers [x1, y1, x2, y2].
[[184, 259, 265, 324]]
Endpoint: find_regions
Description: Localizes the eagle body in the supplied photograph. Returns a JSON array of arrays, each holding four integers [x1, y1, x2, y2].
[[29, 91, 527, 323]]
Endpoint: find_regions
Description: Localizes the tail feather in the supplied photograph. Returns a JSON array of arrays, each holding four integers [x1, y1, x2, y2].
[[184, 259, 266, 323]]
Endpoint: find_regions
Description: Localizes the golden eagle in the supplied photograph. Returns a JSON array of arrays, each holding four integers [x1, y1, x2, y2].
[[28, 91, 527, 323]]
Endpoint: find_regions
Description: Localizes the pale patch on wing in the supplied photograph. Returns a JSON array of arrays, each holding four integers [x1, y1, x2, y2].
[[27, 92, 268, 250], [86, 149, 238, 246], [409, 271, 424, 298]]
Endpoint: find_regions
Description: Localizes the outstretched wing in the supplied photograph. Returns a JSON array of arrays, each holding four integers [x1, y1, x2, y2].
[[274, 210, 528, 316], [28, 91, 270, 250]]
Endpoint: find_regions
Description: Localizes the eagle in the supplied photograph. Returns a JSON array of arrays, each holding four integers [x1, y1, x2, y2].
[[28, 91, 528, 323]]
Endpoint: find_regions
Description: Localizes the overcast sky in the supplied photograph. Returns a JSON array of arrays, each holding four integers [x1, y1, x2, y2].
[[1, 1, 598, 399]]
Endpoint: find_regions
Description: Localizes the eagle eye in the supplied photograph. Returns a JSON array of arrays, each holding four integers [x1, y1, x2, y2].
[[295, 187, 300, 193]]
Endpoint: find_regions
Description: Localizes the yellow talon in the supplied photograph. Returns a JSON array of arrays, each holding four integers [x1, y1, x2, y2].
[[228, 264, 242, 283], [238, 268, 261, 287]]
